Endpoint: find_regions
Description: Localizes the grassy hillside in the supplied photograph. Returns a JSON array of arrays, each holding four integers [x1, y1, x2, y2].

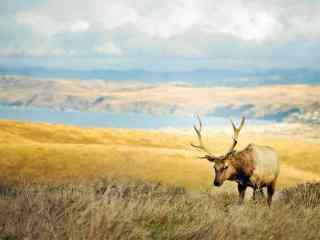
[[0, 120, 319, 191], [1, 120, 320, 239]]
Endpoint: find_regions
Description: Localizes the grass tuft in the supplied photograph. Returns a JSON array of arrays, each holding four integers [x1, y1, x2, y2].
[[280, 182, 320, 208]]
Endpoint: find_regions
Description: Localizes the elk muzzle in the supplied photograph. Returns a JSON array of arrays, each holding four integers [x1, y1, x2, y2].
[[213, 171, 224, 186], [213, 180, 223, 186]]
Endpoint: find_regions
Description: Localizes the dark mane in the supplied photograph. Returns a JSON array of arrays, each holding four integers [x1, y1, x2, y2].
[[231, 144, 255, 176]]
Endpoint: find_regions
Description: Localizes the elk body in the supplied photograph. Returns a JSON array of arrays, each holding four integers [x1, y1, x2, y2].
[[191, 116, 280, 206]]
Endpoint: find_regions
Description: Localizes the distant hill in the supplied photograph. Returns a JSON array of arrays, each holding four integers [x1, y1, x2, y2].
[[0, 75, 319, 125], [0, 65, 319, 86]]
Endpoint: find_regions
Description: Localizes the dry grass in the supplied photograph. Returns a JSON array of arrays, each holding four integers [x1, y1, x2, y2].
[[0, 120, 320, 190], [0, 179, 320, 240], [1, 120, 320, 239]]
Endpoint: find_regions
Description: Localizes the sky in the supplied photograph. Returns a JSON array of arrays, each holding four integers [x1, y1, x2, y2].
[[0, 0, 320, 71]]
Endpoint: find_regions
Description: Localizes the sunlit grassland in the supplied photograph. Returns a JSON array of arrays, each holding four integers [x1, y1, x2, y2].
[[0, 120, 319, 191]]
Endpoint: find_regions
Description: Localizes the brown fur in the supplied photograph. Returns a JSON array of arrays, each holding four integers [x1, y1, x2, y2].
[[230, 144, 255, 176]]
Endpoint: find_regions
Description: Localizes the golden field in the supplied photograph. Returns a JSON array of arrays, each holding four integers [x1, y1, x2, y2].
[[0, 120, 319, 191], [1, 120, 320, 239]]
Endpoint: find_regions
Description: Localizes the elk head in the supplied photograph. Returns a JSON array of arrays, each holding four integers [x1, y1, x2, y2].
[[191, 115, 245, 186]]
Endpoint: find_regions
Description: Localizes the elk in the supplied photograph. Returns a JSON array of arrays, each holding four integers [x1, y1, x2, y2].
[[191, 115, 280, 206]]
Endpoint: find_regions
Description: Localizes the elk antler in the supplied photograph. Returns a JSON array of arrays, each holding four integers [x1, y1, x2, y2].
[[190, 114, 216, 160], [226, 116, 245, 155]]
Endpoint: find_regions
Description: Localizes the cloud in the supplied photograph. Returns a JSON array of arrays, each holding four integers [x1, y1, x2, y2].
[[0, 0, 320, 70], [95, 42, 123, 56], [70, 20, 90, 33]]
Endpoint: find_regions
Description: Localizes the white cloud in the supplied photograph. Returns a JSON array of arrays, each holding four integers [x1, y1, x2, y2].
[[15, 11, 64, 36], [70, 20, 90, 33], [95, 41, 123, 56], [1, 0, 320, 70], [11, 0, 288, 40]]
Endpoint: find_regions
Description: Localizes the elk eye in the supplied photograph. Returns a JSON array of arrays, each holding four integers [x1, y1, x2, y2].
[[223, 164, 229, 169]]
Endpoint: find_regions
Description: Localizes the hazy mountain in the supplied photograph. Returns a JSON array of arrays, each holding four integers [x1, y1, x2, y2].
[[0, 66, 319, 86]]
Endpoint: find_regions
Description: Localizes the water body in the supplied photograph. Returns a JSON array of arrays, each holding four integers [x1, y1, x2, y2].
[[0, 105, 273, 129]]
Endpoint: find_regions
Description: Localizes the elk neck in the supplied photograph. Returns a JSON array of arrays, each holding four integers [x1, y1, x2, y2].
[[229, 144, 255, 177]]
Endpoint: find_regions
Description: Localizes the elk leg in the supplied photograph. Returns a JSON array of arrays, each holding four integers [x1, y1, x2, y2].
[[259, 188, 265, 198], [252, 187, 256, 201], [238, 184, 247, 204], [253, 187, 265, 202], [267, 182, 275, 207]]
